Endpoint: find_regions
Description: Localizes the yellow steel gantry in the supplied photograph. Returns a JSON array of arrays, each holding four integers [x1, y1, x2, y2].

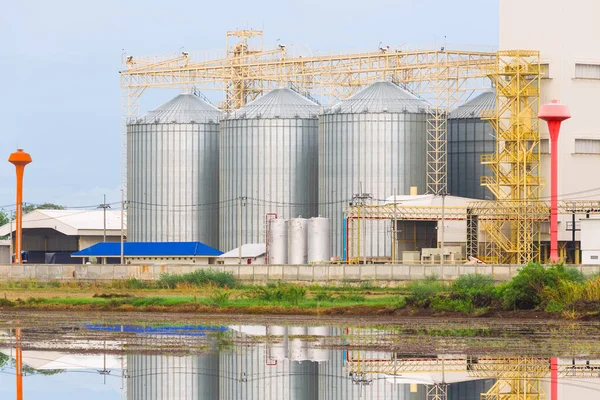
[[344, 200, 600, 263], [120, 29, 495, 202], [345, 353, 600, 400]]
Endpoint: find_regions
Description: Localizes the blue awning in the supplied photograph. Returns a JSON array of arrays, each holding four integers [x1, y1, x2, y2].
[[72, 242, 223, 257]]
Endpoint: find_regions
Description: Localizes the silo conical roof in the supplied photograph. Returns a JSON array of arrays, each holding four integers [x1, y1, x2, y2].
[[329, 81, 429, 114], [133, 93, 223, 124], [449, 90, 496, 119], [228, 88, 321, 119]]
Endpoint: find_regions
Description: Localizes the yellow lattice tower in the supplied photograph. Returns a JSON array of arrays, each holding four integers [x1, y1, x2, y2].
[[225, 30, 271, 112], [480, 50, 542, 264]]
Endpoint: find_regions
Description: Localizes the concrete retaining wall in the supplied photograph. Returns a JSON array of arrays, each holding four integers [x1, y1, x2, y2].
[[1, 263, 599, 285]]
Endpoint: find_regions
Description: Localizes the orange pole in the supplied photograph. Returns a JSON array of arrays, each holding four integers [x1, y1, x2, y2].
[[15, 326, 23, 400], [8, 150, 32, 264]]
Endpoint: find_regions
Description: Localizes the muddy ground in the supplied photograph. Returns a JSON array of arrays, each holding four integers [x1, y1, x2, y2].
[[1, 310, 599, 358]]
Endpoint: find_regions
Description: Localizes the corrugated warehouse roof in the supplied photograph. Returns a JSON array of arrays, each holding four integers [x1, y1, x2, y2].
[[0, 350, 123, 371], [327, 81, 429, 114], [449, 90, 496, 119], [131, 93, 223, 124], [72, 242, 223, 257], [228, 88, 320, 119], [0, 210, 124, 237], [219, 243, 266, 258]]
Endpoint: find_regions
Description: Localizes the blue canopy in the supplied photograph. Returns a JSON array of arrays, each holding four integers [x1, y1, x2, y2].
[[72, 242, 223, 257]]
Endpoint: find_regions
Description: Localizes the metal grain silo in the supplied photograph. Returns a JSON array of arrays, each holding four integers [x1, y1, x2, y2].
[[288, 217, 308, 264], [448, 90, 496, 200], [219, 330, 319, 400], [127, 93, 223, 247], [220, 88, 320, 252], [127, 353, 201, 400], [319, 81, 429, 258]]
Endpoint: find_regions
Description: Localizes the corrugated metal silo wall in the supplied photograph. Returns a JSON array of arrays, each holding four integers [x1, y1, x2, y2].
[[318, 328, 419, 399], [318, 112, 428, 259], [219, 117, 318, 252], [127, 122, 220, 247], [127, 353, 209, 400], [447, 118, 495, 200], [219, 344, 319, 399]]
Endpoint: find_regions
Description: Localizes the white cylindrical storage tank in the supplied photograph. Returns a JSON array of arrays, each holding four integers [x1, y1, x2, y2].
[[288, 217, 308, 264], [267, 325, 288, 361], [127, 93, 223, 247], [220, 88, 320, 252], [268, 218, 288, 264], [308, 217, 331, 263], [307, 326, 331, 362], [288, 326, 308, 361], [319, 81, 429, 258]]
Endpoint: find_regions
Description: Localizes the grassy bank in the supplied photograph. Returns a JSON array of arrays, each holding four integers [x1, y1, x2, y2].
[[0, 264, 598, 318]]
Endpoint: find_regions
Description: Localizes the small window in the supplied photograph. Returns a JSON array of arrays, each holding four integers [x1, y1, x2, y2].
[[591, 255, 599, 260], [540, 139, 550, 154], [575, 63, 600, 80], [540, 63, 551, 79], [575, 138, 600, 154]]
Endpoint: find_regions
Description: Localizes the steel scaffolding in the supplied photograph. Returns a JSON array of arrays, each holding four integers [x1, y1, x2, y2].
[[479, 51, 542, 263], [120, 30, 495, 206], [344, 200, 600, 263]]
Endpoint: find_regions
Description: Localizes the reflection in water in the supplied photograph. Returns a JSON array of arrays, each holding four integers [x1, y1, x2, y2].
[[1, 323, 600, 399], [124, 326, 493, 400]]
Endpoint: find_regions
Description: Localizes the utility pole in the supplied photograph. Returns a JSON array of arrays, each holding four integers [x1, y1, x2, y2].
[[237, 197, 246, 265], [15, 324, 22, 400], [9, 211, 13, 262], [98, 194, 111, 243], [120, 189, 125, 265], [352, 183, 371, 264], [392, 188, 397, 264]]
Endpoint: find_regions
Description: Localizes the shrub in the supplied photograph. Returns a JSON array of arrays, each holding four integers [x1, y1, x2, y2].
[[337, 294, 366, 303], [0, 298, 14, 308], [498, 263, 585, 310], [544, 300, 565, 313], [249, 284, 307, 306], [582, 277, 600, 302], [208, 290, 230, 307], [314, 292, 334, 302], [157, 270, 236, 289], [430, 297, 474, 313], [406, 275, 446, 306], [451, 274, 496, 307]]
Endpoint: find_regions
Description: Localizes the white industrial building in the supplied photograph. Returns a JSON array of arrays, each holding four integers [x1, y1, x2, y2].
[[580, 218, 600, 264], [0, 240, 10, 264], [0, 209, 124, 263], [218, 243, 267, 265], [500, 0, 600, 260], [385, 195, 478, 263]]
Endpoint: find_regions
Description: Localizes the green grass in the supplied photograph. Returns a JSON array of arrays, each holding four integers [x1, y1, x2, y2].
[[156, 270, 236, 289], [1, 262, 598, 317]]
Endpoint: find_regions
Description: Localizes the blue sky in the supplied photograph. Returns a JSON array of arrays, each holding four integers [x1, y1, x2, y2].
[[0, 0, 499, 211], [0, 368, 120, 399]]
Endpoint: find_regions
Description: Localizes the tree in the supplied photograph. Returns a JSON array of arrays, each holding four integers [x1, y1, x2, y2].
[[0, 210, 8, 227], [22, 203, 64, 214]]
